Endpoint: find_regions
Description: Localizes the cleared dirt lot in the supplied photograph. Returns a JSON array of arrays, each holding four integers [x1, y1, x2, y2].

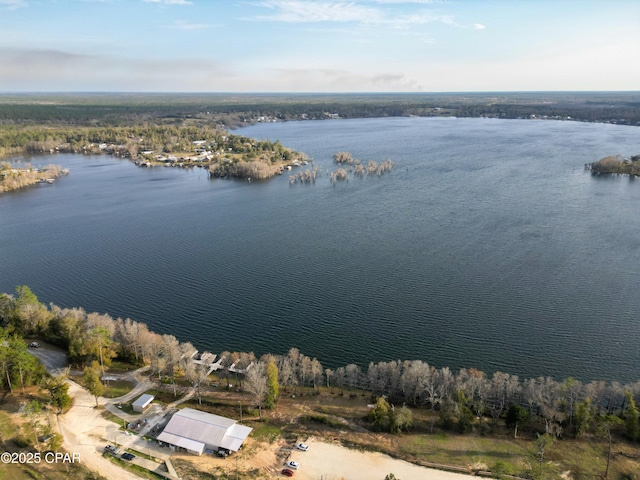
[[289, 439, 473, 480]]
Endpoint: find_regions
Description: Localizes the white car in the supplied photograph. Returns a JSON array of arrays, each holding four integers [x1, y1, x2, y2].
[[295, 443, 308, 451], [286, 460, 300, 469]]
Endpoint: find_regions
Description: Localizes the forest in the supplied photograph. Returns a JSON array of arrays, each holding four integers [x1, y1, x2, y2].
[[1, 286, 639, 479], [1, 92, 638, 129]]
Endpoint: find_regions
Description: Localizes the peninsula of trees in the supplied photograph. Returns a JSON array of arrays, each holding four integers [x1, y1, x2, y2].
[[0, 124, 306, 181], [2, 286, 640, 479], [0, 162, 67, 193]]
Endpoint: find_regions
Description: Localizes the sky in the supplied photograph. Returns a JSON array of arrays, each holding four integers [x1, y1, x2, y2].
[[0, 0, 638, 92]]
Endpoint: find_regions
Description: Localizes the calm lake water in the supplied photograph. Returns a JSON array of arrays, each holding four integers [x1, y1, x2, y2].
[[1, 117, 639, 382]]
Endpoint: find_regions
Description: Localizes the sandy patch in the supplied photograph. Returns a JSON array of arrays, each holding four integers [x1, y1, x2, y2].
[[288, 439, 473, 480], [57, 381, 142, 480]]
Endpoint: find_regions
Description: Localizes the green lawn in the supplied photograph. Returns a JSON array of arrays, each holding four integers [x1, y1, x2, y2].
[[102, 380, 135, 399]]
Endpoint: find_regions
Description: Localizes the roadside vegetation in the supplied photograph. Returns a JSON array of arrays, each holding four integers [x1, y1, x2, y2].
[[0, 386, 105, 480], [1, 285, 640, 479]]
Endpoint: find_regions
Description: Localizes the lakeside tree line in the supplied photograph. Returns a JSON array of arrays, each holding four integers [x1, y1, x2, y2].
[[2, 286, 640, 445], [0, 124, 288, 159]]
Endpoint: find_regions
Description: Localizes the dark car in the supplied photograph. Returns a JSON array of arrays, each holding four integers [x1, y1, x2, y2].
[[121, 452, 135, 461], [29, 342, 40, 348], [281, 469, 294, 477]]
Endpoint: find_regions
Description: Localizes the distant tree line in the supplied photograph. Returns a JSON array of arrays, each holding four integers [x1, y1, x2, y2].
[[1, 92, 638, 129], [2, 286, 640, 447]]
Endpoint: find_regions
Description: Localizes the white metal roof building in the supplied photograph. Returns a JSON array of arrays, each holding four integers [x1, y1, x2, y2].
[[131, 393, 154, 413], [156, 408, 252, 455]]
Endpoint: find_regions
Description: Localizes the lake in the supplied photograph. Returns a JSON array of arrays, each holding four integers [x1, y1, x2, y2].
[[1, 117, 639, 382]]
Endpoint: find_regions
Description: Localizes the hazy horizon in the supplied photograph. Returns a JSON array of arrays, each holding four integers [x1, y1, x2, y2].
[[1, 90, 638, 96], [1, 0, 638, 93]]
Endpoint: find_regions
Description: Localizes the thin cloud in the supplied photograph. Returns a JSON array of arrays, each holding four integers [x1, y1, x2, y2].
[[473, 23, 486, 30], [0, 48, 93, 67], [166, 20, 210, 30], [247, 0, 463, 28], [0, 47, 236, 91], [248, 0, 382, 24], [269, 66, 424, 91], [371, 0, 434, 3], [143, 0, 193, 5], [0, 0, 27, 10]]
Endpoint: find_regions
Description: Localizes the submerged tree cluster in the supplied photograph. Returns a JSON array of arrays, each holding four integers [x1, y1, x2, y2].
[[289, 166, 321, 184], [328, 152, 396, 184], [287, 152, 396, 186]]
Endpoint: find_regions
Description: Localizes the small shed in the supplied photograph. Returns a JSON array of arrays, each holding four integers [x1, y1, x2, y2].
[[132, 393, 154, 413]]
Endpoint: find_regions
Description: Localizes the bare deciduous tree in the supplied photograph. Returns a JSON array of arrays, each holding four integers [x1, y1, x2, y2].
[[244, 362, 268, 420]]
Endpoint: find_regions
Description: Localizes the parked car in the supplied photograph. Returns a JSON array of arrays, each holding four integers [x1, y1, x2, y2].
[[121, 452, 135, 461], [29, 342, 40, 348], [286, 460, 300, 469], [295, 443, 308, 451], [216, 448, 229, 458], [281, 469, 295, 477], [104, 445, 120, 455]]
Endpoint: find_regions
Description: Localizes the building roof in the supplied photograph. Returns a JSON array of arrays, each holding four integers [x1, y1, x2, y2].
[[132, 393, 154, 408], [220, 424, 253, 451], [157, 408, 252, 452], [157, 432, 205, 455]]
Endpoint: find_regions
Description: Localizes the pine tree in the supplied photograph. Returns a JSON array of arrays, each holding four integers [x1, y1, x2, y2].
[[624, 391, 639, 441], [265, 359, 279, 409]]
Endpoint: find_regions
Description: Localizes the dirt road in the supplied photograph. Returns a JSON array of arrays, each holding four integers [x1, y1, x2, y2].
[[56, 381, 143, 480]]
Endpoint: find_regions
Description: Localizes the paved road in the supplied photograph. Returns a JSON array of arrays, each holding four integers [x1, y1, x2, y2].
[[26, 342, 68, 372]]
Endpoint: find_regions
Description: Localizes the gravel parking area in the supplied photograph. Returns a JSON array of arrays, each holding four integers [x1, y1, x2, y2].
[[26, 341, 68, 372], [289, 439, 473, 480]]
